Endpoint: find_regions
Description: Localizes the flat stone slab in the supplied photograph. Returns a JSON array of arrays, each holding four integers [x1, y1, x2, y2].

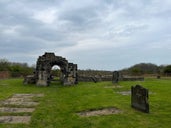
[[5, 97, 33, 102], [104, 86, 122, 88], [13, 93, 44, 98], [0, 107, 35, 113], [77, 107, 122, 117], [0, 93, 44, 107], [0, 93, 44, 124], [0, 116, 31, 124], [0, 84, 8, 86], [116, 91, 131, 95], [1, 101, 39, 107]]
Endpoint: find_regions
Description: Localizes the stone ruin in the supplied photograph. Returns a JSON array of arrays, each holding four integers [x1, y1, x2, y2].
[[112, 71, 144, 83], [78, 75, 112, 83], [78, 70, 144, 83], [24, 52, 78, 86], [23, 53, 144, 85]]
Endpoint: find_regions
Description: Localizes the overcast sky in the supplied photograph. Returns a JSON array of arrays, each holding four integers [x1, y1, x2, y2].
[[0, 0, 171, 70]]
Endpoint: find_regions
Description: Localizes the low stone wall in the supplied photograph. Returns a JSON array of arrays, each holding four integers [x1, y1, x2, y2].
[[0, 71, 10, 79], [78, 76, 99, 83], [23, 75, 36, 84], [121, 76, 144, 81], [78, 75, 112, 83], [100, 76, 112, 81]]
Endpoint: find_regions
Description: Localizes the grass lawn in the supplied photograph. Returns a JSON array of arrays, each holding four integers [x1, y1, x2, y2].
[[0, 78, 171, 128]]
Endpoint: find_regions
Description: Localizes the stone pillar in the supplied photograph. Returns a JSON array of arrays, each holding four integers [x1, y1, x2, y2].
[[36, 71, 48, 86], [63, 63, 78, 85]]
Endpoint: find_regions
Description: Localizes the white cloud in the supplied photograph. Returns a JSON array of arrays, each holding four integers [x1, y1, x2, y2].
[[32, 8, 58, 24], [2, 25, 23, 35]]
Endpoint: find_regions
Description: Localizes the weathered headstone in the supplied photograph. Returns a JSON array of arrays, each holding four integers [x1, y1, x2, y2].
[[131, 85, 149, 113], [112, 71, 119, 83]]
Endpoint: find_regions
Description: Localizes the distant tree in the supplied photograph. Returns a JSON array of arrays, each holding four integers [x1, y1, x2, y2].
[[51, 69, 61, 77], [120, 63, 159, 75], [158, 65, 166, 75], [0, 59, 10, 71], [163, 65, 171, 75], [0, 58, 34, 77], [130, 67, 143, 75], [11, 64, 34, 77]]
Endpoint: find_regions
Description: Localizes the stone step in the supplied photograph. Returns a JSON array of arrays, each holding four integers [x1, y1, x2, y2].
[[0, 116, 31, 124], [0, 107, 35, 113]]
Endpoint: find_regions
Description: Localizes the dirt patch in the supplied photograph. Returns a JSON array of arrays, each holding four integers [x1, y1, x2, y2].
[[0, 116, 31, 124], [116, 91, 155, 96], [104, 86, 122, 88], [116, 91, 131, 95], [13, 94, 44, 98], [77, 107, 122, 117]]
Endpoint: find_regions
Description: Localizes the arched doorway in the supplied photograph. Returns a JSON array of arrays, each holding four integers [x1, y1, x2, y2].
[[51, 65, 61, 81]]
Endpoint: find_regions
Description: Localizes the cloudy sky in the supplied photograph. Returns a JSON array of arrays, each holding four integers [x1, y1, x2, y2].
[[0, 0, 171, 70]]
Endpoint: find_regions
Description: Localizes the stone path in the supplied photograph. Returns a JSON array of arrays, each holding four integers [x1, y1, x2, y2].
[[0, 116, 31, 124], [0, 93, 44, 124]]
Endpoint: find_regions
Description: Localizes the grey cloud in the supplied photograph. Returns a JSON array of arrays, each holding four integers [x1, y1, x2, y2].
[[0, 0, 171, 69]]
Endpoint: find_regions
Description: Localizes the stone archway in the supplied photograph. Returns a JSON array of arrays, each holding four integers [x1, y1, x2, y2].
[[24, 52, 78, 86]]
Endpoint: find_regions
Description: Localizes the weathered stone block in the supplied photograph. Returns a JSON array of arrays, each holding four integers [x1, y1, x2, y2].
[[23, 75, 36, 84]]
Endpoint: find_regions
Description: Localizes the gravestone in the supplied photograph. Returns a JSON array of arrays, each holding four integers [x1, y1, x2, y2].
[[131, 85, 149, 113], [112, 71, 119, 83]]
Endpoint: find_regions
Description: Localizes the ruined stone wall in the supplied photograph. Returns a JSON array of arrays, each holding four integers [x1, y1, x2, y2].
[[24, 52, 78, 86], [77, 75, 112, 83], [0, 71, 10, 79]]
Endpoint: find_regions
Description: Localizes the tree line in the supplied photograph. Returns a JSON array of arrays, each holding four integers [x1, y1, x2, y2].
[[120, 63, 171, 76], [1, 58, 171, 78], [78, 63, 171, 77], [0, 59, 34, 78]]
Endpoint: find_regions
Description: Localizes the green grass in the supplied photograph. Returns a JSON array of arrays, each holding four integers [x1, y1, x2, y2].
[[0, 78, 171, 128]]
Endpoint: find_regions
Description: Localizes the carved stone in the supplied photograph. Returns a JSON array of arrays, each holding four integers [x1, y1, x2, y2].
[[131, 85, 149, 113]]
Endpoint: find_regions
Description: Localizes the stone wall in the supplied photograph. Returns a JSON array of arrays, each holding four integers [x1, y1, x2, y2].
[[0, 71, 10, 79], [78, 75, 112, 83]]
